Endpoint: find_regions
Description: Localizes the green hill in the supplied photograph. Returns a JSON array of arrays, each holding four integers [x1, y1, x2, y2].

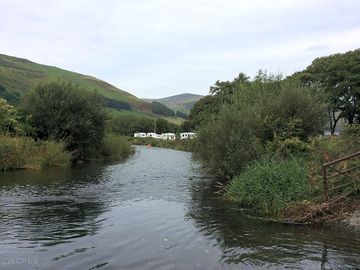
[[143, 93, 204, 114], [0, 53, 152, 113]]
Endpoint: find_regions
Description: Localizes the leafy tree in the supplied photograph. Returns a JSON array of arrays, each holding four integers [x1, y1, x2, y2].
[[293, 49, 360, 134], [184, 95, 219, 130], [22, 81, 106, 160], [0, 98, 21, 134], [193, 76, 326, 179]]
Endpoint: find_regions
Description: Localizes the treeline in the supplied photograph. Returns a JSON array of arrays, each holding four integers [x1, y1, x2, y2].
[[109, 114, 180, 136], [189, 49, 360, 220], [0, 81, 133, 170]]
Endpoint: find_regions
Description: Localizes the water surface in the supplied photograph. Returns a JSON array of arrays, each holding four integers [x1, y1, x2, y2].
[[0, 146, 359, 269]]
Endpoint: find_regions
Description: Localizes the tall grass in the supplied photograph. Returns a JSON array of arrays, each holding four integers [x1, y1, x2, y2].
[[0, 135, 70, 170], [225, 156, 311, 217]]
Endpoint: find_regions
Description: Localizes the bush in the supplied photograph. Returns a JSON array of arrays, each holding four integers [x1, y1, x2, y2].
[[22, 81, 106, 160], [0, 135, 70, 170], [99, 134, 133, 160], [193, 77, 326, 179], [0, 98, 21, 135], [225, 156, 311, 216]]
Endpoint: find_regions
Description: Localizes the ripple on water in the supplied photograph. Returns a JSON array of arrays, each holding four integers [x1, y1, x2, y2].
[[0, 146, 360, 269]]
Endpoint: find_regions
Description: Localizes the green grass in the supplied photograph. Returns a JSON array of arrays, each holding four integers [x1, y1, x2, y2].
[[0, 54, 149, 111], [225, 156, 311, 217], [0, 135, 70, 170], [108, 109, 184, 125]]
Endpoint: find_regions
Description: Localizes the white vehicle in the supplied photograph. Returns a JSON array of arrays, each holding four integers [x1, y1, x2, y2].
[[146, 132, 161, 139], [161, 133, 176, 140], [134, 132, 146, 138], [180, 132, 196, 140]]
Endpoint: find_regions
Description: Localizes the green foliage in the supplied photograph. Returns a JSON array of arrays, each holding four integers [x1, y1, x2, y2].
[[193, 75, 326, 179], [0, 98, 21, 135], [183, 95, 219, 130], [0, 54, 149, 113], [225, 156, 311, 216], [109, 114, 179, 136], [22, 81, 107, 160], [0, 135, 70, 170], [99, 134, 133, 160], [151, 101, 175, 117], [267, 137, 313, 158], [293, 49, 360, 132]]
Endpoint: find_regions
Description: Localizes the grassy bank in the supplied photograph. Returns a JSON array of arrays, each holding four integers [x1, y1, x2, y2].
[[0, 135, 70, 170], [224, 127, 360, 223], [0, 134, 134, 171], [130, 137, 193, 152]]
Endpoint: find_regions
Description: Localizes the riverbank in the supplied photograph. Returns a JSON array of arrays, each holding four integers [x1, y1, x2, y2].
[[0, 135, 70, 170], [130, 137, 193, 152], [0, 134, 133, 171]]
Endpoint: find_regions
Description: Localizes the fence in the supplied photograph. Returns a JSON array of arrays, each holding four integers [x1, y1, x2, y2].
[[322, 151, 360, 202]]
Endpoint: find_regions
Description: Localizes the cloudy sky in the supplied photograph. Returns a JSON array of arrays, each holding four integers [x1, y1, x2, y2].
[[1, 0, 360, 98]]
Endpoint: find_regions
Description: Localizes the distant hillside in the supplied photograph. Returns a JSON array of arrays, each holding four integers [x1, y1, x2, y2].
[[0, 53, 152, 113], [144, 93, 204, 114]]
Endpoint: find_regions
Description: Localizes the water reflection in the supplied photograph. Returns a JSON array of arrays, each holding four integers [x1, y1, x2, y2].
[[0, 147, 359, 269], [0, 165, 111, 247], [186, 177, 360, 269]]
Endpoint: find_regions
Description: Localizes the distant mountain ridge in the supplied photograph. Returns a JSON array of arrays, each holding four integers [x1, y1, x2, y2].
[[144, 93, 204, 114]]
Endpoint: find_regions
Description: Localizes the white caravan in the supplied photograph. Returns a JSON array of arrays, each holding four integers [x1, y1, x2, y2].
[[180, 132, 196, 140]]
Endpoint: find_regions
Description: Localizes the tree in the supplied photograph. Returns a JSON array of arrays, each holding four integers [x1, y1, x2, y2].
[[151, 101, 175, 117], [0, 98, 20, 134], [294, 49, 360, 134], [193, 76, 327, 179], [22, 81, 107, 160]]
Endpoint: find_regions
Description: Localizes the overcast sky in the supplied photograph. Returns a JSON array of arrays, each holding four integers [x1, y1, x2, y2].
[[1, 0, 360, 98]]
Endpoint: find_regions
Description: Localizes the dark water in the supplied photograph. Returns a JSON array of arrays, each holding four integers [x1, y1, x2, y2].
[[0, 146, 359, 270]]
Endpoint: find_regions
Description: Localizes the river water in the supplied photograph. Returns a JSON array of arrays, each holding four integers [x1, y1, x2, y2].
[[0, 146, 359, 269]]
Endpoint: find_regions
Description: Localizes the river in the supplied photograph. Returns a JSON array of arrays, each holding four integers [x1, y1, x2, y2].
[[0, 146, 359, 269]]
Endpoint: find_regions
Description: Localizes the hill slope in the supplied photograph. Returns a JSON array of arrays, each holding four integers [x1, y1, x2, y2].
[[144, 93, 204, 114], [0, 54, 152, 112]]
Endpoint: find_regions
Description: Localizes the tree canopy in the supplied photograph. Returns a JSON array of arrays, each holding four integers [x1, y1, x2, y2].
[[0, 98, 20, 135], [293, 49, 360, 133], [22, 81, 107, 160]]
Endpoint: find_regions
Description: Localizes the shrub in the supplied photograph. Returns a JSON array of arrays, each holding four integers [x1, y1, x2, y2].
[[225, 156, 311, 216], [100, 134, 133, 160], [0, 98, 21, 135], [193, 77, 326, 179], [0, 135, 70, 170], [22, 81, 106, 160]]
